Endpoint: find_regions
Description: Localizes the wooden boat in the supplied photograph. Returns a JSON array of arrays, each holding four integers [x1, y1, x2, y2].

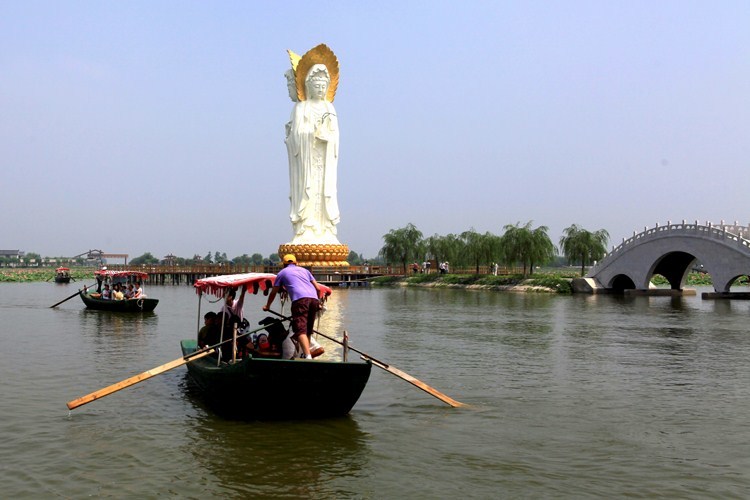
[[54, 267, 71, 283], [79, 270, 158, 312], [182, 272, 371, 418], [80, 291, 159, 312]]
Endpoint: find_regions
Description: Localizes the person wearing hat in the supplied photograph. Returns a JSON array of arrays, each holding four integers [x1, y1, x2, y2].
[[262, 254, 327, 359]]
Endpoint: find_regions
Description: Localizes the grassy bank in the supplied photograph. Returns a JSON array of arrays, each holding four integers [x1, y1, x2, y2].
[[370, 272, 577, 294]]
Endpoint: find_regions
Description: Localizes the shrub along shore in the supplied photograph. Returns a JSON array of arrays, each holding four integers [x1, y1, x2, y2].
[[370, 272, 576, 294]]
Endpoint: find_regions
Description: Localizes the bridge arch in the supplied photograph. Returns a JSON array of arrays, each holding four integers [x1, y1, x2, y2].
[[587, 222, 750, 293], [609, 274, 636, 291], [648, 251, 696, 290]]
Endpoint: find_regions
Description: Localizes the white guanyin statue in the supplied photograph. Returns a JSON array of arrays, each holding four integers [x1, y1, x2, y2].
[[284, 45, 341, 245]]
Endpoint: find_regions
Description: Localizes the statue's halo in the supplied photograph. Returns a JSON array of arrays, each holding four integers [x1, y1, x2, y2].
[[292, 44, 339, 102]]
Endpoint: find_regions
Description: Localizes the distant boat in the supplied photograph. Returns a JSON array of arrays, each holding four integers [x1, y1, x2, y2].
[[79, 270, 158, 312], [54, 267, 71, 284], [181, 272, 371, 418]]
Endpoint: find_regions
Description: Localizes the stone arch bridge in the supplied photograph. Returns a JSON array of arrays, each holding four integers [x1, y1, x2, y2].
[[577, 221, 750, 297]]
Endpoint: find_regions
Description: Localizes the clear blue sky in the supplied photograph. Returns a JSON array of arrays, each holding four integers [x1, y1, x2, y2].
[[2, 1, 749, 260]]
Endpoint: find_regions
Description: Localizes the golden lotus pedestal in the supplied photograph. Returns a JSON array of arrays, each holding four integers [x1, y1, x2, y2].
[[278, 243, 350, 267]]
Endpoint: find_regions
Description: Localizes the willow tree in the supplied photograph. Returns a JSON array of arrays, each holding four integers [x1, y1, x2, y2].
[[529, 225, 557, 274], [440, 233, 464, 268], [459, 229, 499, 274], [500, 221, 555, 276], [424, 234, 458, 269], [559, 224, 610, 276], [379, 223, 424, 273]]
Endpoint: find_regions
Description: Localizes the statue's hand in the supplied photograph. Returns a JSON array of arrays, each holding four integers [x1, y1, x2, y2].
[[314, 123, 331, 142]]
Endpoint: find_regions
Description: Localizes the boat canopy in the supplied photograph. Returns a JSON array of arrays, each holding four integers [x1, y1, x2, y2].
[[95, 269, 149, 280], [194, 273, 277, 298], [193, 272, 333, 298], [56, 267, 70, 272]]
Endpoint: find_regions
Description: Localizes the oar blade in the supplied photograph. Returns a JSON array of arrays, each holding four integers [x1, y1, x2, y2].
[[364, 356, 465, 408]]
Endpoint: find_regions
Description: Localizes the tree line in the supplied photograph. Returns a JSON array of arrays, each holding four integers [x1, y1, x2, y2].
[[4, 249, 370, 268], [129, 250, 368, 267], [379, 222, 610, 276]]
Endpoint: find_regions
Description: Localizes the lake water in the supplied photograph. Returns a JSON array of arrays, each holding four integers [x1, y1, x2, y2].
[[1, 282, 749, 498]]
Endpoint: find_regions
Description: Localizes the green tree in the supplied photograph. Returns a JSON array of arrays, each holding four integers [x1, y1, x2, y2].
[[460, 229, 498, 273], [529, 225, 556, 275], [379, 223, 423, 273], [204, 252, 213, 264], [251, 253, 264, 265], [347, 251, 363, 265], [233, 254, 252, 265], [500, 222, 556, 276], [441, 234, 463, 269], [130, 252, 159, 265], [559, 224, 610, 276], [424, 234, 462, 269], [501, 222, 530, 274]]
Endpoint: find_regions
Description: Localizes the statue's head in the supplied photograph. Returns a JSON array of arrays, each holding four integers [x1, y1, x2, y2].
[[284, 69, 299, 102], [305, 64, 330, 101]]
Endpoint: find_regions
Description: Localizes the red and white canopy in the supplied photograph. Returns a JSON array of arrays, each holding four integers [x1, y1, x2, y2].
[[193, 272, 333, 298], [194, 273, 277, 298]]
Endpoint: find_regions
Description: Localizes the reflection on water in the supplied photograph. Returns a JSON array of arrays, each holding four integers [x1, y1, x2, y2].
[[180, 374, 370, 497]]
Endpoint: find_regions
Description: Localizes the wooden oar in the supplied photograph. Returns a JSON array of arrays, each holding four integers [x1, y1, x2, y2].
[[67, 349, 214, 410], [50, 284, 96, 308], [66, 322, 271, 410], [268, 310, 465, 408]]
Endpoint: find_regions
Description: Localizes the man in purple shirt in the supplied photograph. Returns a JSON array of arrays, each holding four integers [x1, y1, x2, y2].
[[263, 254, 326, 359]]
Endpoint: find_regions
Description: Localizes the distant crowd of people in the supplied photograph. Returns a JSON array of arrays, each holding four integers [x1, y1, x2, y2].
[[98, 281, 145, 300], [411, 261, 450, 274]]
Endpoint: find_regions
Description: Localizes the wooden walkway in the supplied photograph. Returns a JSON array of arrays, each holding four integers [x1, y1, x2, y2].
[[105, 264, 522, 287], [105, 264, 396, 286]]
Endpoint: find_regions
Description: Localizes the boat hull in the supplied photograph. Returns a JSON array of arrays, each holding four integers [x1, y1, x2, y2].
[[54, 277, 71, 283], [180, 339, 371, 419], [80, 292, 159, 312]]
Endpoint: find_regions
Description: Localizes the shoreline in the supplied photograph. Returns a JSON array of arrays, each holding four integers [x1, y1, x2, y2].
[[369, 274, 574, 294]]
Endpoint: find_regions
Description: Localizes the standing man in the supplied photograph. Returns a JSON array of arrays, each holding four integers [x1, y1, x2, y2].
[[262, 254, 326, 359]]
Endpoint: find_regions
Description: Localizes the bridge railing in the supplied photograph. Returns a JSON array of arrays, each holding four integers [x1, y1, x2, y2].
[[591, 220, 750, 273]]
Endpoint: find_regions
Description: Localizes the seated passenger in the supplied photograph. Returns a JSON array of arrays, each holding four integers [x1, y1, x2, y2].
[[124, 284, 134, 299], [112, 284, 125, 301], [101, 284, 111, 300], [215, 310, 250, 360], [198, 311, 219, 348], [133, 281, 144, 298]]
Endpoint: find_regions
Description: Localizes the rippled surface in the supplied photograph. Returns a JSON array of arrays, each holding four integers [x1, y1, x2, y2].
[[1, 283, 749, 497]]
